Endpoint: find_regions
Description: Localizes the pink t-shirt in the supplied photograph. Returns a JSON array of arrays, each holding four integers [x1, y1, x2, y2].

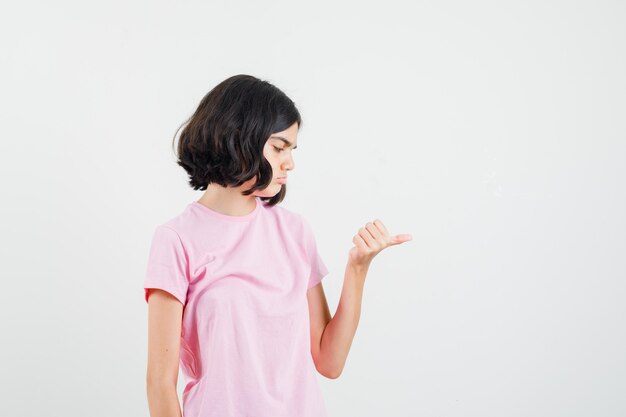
[[143, 196, 330, 417]]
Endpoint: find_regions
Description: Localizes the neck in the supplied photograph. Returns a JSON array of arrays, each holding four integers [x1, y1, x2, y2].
[[197, 183, 257, 216]]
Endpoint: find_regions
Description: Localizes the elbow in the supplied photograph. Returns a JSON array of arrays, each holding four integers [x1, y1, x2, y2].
[[324, 369, 342, 379], [315, 361, 343, 379], [312, 348, 344, 379]]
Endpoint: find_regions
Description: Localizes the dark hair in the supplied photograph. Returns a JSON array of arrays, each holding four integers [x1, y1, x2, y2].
[[172, 74, 302, 207]]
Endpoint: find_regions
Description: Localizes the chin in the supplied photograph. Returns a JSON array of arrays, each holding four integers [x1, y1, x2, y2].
[[255, 185, 282, 198]]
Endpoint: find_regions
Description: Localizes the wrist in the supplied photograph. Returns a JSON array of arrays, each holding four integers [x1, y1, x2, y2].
[[346, 259, 370, 274]]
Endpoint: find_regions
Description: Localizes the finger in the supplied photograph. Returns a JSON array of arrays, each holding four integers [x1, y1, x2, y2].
[[372, 219, 390, 237], [365, 221, 383, 240], [353, 233, 367, 250], [358, 227, 378, 249]]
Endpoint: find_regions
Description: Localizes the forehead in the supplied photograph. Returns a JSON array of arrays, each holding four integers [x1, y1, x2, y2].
[[269, 135, 298, 149], [269, 122, 299, 147]]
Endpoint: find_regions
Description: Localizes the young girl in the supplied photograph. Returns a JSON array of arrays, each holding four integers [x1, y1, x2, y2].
[[143, 74, 412, 417]]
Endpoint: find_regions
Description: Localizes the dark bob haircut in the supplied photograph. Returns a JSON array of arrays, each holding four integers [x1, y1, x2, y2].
[[172, 74, 302, 207]]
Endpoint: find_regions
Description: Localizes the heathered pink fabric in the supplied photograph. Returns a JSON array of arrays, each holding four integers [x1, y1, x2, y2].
[[143, 196, 330, 417]]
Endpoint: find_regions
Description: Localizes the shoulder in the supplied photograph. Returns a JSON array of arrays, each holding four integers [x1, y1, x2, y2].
[[264, 202, 306, 228], [151, 205, 195, 243], [149, 223, 185, 250], [265, 203, 319, 245]]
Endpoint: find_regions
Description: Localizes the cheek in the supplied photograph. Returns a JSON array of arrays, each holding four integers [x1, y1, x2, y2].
[[263, 151, 278, 165], [268, 155, 280, 167]]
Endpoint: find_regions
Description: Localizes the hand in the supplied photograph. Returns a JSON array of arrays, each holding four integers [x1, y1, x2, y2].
[[348, 219, 413, 267]]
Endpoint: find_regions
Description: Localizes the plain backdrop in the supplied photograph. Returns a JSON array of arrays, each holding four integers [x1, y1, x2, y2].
[[1, 1, 624, 416]]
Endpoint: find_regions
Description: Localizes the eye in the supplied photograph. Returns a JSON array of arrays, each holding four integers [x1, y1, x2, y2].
[[273, 146, 284, 153]]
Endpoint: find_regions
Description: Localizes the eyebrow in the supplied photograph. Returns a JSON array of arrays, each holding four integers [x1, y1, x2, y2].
[[270, 136, 298, 149]]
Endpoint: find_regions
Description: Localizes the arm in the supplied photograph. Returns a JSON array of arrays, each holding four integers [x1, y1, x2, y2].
[[307, 219, 412, 379], [146, 289, 185, 417], [307, 261, 368, 379]]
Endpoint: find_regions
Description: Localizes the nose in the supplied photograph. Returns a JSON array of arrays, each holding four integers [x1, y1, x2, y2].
[[281, 152, 295, 172]]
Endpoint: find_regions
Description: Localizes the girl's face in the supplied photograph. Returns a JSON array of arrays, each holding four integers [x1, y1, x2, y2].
[[250, 122, 299, 197]]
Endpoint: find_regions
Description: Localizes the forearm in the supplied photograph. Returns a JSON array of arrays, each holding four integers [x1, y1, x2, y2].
[[146, 380, 182, 417], [318, 261, 369, 378]]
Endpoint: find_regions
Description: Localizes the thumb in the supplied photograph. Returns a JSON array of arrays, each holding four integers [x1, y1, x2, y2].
[[390, 234, 413, 245]]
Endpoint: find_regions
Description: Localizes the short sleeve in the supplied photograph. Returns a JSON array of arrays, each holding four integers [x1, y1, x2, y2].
[[301, 217, 329, 289], [143, 225, 190, 306]]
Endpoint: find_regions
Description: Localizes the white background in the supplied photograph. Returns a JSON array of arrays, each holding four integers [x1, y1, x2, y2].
[[1, 1, 625, 416]]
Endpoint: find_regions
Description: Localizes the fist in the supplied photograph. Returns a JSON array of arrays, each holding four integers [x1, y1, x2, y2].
[[349, 219, 412, 267]]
